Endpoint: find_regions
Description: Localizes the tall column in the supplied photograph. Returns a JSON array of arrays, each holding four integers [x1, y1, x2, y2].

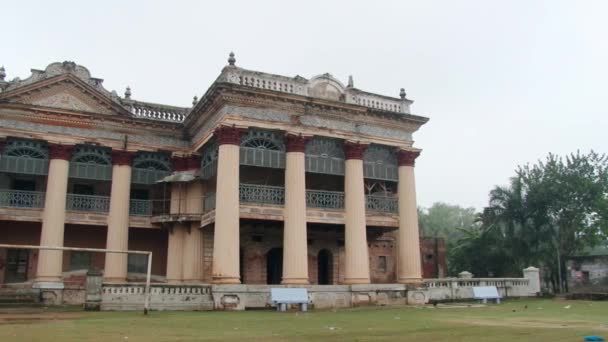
[[397, 150, 423, 284], [104, 151, 134, 283], [282, 135, 309, 285], [35, 144, 73, 285], [343, 142, 370, 284], [211, 126, 243, 284], [182, 179, 204, 282], [166, 224, 185, 283]]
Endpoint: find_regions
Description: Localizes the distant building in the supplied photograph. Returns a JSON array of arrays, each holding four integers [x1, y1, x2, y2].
[[0, 55, 429, 289], [566, 245, 608, 293]]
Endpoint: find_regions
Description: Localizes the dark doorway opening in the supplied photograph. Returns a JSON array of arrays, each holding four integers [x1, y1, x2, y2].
[[266, 248, 283, 284], [318, 249, 333, 285], [5, 249, 29, 283]]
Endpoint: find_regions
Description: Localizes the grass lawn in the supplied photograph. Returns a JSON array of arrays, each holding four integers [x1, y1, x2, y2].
[[0, 299, 606, 341]]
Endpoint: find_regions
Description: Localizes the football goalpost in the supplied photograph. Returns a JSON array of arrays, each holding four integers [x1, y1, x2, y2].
[[0, 244, 153, 314]]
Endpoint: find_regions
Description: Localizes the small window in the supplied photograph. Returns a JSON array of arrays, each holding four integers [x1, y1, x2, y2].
[[378, 256, 387, 273], [425, 254, 434, 261], [70, 252, 92, 271], [128, 254, 148, 274]]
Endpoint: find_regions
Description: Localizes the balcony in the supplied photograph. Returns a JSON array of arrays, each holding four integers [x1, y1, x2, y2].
[[240, 147, 285, 169], [239, 183, 285, 205], [0, 190, 45, 209], [66, 194, 110, 213], [203, 193, 216, 213], [306, 189, 344, 209], [131, 168, 171, 185], [365, 195, 398, 213], [69, 162, 112, 181]]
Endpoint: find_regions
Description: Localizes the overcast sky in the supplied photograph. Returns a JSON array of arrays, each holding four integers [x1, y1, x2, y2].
[[4, 1, 607, 210]]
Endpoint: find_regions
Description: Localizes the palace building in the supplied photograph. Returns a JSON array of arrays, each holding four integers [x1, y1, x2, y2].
[[0, 54, 429, 292]]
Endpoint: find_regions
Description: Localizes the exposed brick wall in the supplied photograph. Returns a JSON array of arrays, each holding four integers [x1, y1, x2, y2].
[[129, 228, 168, 277], [0, 221, 41, 283], [420, 237, 447, 278]]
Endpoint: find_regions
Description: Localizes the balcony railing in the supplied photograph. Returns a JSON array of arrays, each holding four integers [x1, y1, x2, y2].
[[0, 156, 49, 176], [69, 162, 113, 181], [200, 160, 218, 180], [306, 190, 344, 209], [366, 195, 398, 213], [0, 190, 45, 209], [239, 183, 285, 205], [129, 199, 152, 216], [66, 194, 110, 213], [203, 193, 216, 212], [240, 147, 285, 169]]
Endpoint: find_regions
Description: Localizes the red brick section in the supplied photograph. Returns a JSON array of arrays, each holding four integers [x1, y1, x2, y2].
[[420, 237, 447, 278], [397, 150, 420, 167], [172, 155, 203, 171], [285, 134, 310, 153], [344, 142, 368, 160], [111, 150, 134, 166], [214, 126, 245, 146], [48, 143, 74, 160]]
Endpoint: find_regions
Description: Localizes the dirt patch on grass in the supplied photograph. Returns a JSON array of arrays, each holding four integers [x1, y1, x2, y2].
[[446, 318, 608, 331], [0, 312, 83, 324]]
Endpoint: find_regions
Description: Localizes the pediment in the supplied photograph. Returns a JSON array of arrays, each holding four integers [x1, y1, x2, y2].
[[0, 74, 128, 116]]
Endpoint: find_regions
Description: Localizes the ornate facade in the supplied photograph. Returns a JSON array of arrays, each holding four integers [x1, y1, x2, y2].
[[0, 55, 428, 289]]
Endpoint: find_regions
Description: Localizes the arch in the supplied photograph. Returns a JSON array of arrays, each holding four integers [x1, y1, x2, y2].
[[241, 129, 285, 151], [363, 145, 397, 166], [266, 247, 283, 285], [132, 152, 171, 171], [317, 249, 333, 285], [305, 137, 344, 159], [71, 145, 111, 165], [3, 139, 48, 159]]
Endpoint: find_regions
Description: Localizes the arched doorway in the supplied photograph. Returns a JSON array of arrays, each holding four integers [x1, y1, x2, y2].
[[266, 248, 283, 284], [317, 249, 333, 285]]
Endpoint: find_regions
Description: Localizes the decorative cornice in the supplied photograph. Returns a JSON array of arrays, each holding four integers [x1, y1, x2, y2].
[[48, 143, 74, 161], [344, 142, 368, 160], [214, 125, 244, 146], [285, 134, 310, 153], [397, 150, 420, 167], [111, 150, 134, 166]]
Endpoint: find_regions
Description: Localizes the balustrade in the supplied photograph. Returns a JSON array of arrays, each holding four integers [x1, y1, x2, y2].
[[129, 199, 152, 216], [365, 195, 398, 213], [203, 193, 216, 212], [66, 194, 110, 213], [239, 183, 285, 205], [306, 189, 344, 209], [0, 190, 45, 209]]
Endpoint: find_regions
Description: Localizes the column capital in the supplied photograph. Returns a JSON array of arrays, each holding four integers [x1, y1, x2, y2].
[[285, 134, 310, 153], [111, 150, 134, 166], [397, 150, 420, 167], [172, 155, 201, 171], [344, 142, 368, 160], [214, 126, 245, 146], [48, 143, 74, 161]]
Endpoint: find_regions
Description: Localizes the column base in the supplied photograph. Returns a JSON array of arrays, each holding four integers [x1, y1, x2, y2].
[[33, 281, 64, 290], [212, 276, 241, 284], [398, 277, 423, 287], [103, 277, 127, 284], [342, 277, 370, 285], [281, 278, 310, 285]]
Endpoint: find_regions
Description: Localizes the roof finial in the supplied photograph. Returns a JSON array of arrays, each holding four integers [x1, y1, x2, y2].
[[125, 86, 132, 99], [347, 75, 354, 88], [228, 52, 236, 66], [399, 88, 406, 100], [0, 66, 6, 81], [192, 95, 198, 107]]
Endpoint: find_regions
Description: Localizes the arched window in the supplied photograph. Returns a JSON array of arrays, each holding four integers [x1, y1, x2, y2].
[[3, 139, 48, 159], [305, 137, 344, 159], [71, 145, 111, 165], [132, 153, 171, 171], [363, 145, 397, 166], [241, 129, 284, 151]]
